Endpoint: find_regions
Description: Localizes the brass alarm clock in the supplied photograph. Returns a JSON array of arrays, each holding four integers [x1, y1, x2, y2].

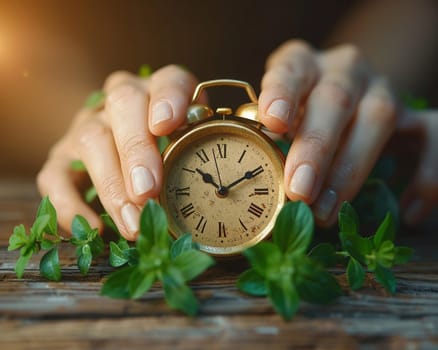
[[160, 80, 286, 256]]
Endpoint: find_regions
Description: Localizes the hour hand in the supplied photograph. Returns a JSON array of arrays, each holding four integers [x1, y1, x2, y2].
[[196, 168, 219, 189]]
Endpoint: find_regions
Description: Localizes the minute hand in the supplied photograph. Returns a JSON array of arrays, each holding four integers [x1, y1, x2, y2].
[[225, 166, 264, 191]]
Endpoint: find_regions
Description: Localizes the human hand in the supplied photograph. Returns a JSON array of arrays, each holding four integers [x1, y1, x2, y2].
[[37, 65, 205, 240], [258, 40, 398, 226], [398, 109, 438, 225]]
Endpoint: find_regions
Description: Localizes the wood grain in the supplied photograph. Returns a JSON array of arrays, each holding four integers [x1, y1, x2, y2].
[[1, 179, 437, 349]]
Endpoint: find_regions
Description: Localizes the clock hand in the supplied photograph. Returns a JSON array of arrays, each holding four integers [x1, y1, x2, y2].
[[195, 168, 220, 189], [212, 149, 228, 196], [225, 165, 264, 191]]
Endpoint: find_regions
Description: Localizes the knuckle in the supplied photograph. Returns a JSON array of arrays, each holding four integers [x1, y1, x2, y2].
[[77, 122, 111, 149], [103, 70, 135, 91], [362, 95, 397, 127], [312, 79, 354, 112], [101, 174, 125, 206], [300, 131, 330, 156], [106, 83, 143, 112], [339, 44, 362, 65], [120, 134, 150, 160]]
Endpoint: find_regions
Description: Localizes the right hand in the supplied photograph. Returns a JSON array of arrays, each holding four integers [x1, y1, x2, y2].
[[37, 65, 205, 240]]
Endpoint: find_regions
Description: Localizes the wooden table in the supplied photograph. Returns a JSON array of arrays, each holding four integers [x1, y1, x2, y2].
[[1, 179, 437, 349]]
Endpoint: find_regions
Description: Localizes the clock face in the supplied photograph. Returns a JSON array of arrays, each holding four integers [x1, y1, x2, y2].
[[160, 119, 286, 256]]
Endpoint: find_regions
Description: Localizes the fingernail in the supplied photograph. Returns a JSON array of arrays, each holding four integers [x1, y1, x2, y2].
[[121, 203, 140, 237], [314, 189, 338, 221], [289, 164, 316, 198], [131, 166, 155, 195], [404, 198, 423, 225], [267, 99, 290, 123], [152, 100, 173, 126]]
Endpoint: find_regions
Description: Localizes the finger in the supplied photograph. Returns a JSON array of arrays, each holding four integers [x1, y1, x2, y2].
[[401, 111, 438, 225], [76, 119, 140, 240], [259, 40, 319, 133], [148, 64, 201, 136], [37, 156, 103, 234], [103, 70, 147, 94], [312, 78, 397, 225], [105, 82, 162, 204], [284, 45, 369, 203]]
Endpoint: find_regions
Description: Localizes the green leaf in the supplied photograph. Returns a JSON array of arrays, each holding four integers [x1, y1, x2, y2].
[[338, 202, 360, 235], [101, 266, 137, 299], [172, 249, 214, 282], [294, 256, 342, 304], [89, 233, 105, 257], [70, 159, 87, 171], [237, 268, 267, 296], [373, 212, 395, 248], [158, 136, 170, 154], [393, 246, 414, 265], [272, 201, 313, 255], [162, 267, 198, 316], [84, 186, 98, 203], [40, 247, 61, 281], [308, 243, 337, 267], [40, 238, 55, 250], [71, 215, 92, 242], [78, 244, 92, 275], [346, 257, 365, 290], [36, 197, 57, 235], [109, 241, 129, 267], [15, 249, 33, 278], [274, 139, 291, 156], [267, 277, 299, 321], [170, 233, 195, 259], [84, 90, 105, 108], [8, 224, 28, 251], [128, 268, 156, 299], [138, 64, 153, 78], [101, 213, 120, 235], [339, 231, 373, 265], [30, 214, 51, 240], [242, 242, 282, 276], [138, 199, 170, 252], [375, 240, 395, 268], [374, 265, 396, 294]]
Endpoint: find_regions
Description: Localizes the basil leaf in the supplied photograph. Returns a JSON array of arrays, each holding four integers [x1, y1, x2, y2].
[[308, 243, 337, 267], [267, 276, 299, 321], [172, 249, 214, 282], [339, 231, 372, 264], [70, 159, 87, 171], [138, 200, 170, 252], [237, 268, 267, 296], [346, 257, 365, 290], [294, 256, 342, 304], [242, 242, 282, 276], [158, 136, 170, 154], [84, 186, 97, 203], [78, 244, 92, 275], [84, 90, 105, 108], [393, 246, 414, 265], [376, 240, 395, 269], [272, 201, 313, 255], [101, 212, 120, 235], [40, 238, 55, 250], [338, 202, 360, 235], [128, 268, 155, 299], [36, 196, 57, 235], [89, 233, 105, 257], [71, 215, 92, 242], [30, 214, 50, 240], [162, 267, 198, 316], [101, 266, 137, 299], [40, 247, 61, 281], [109, 241, 129, 267], [373, 212, 395, 249], [138, 64, 153, 78], [15, 249, 33, 278], [8, 224, 28, 251], [170, 233, 195, 259], [374, 265, 396, 294]]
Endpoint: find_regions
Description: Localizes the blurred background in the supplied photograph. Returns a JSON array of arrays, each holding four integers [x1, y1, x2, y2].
[[0, 0, 437, 178]]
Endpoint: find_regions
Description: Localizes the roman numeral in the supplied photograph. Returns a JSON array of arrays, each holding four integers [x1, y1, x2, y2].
[[238, 150, 247, 163], [217, 143, 227, 158], [196, 149, 209, 164], [254, 188, 269, 195], [239, 218, 247, 231], [196, 216, 207, 233], [175, 187, 190, 196], [180, 203, 195, 218], [218, 221, 227, 238], [248, 202, 264, 218]]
